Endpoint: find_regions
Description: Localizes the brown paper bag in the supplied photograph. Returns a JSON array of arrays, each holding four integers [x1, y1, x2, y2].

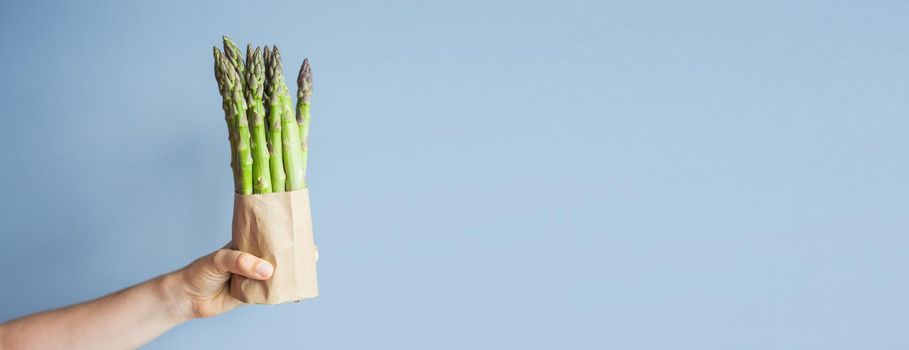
[[230, 189, 319, 304]]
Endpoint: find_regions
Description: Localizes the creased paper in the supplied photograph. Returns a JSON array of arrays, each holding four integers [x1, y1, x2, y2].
[[230, 189, 319, 304]]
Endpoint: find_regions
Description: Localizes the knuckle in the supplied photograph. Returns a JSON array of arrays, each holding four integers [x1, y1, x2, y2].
[[212, 249, 230, 263], [235, 252, 255, 270]]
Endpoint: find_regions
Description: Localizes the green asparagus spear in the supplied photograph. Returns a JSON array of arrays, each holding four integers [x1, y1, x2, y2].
[[273, 46, 306, 190], [232, 78, 253, 194], [213, 48, 241, 193], [245, 46, 272, 194], [217, 48, 253, 194], [264, 46, 287, 192], [296, 58, 313, 183]]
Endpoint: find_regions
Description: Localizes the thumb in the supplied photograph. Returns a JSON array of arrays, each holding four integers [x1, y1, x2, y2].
[[210, 249, 274, 280]]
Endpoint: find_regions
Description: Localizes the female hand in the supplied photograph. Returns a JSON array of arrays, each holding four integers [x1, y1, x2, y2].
[[167, 247, 274, 319]]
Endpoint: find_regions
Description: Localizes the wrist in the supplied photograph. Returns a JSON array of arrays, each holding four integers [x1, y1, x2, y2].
[[153, 271, 194, 323]]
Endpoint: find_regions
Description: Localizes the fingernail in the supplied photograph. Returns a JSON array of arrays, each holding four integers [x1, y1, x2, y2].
[[255, 262, 273, 278]]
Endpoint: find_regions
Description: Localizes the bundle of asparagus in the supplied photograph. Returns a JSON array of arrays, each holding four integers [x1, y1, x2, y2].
[[214, 36, 313, 195], [214, 36, 320, 304]]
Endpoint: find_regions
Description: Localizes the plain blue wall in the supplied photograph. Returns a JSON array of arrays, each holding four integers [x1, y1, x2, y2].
[[1, 0, 907, 348]]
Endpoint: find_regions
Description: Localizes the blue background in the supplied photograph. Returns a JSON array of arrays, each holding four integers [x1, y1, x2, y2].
[[1, 0, 907, 348]]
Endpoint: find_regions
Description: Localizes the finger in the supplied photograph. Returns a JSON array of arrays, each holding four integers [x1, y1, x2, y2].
[[211, 249, 274, 280]]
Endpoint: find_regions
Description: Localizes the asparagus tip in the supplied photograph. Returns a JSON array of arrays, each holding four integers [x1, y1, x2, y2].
[[222, 36, 244, 71], [297, 58, 313, 104], [298, 58, 312, 87], [272, 46, 284, 74]]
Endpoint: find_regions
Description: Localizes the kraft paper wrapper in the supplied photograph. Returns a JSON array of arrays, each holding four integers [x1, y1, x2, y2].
[[230, 189, 319, 304]]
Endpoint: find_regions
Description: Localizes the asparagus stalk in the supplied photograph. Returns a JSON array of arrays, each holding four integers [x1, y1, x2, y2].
[[264, 46, 287, 192], [233, 78, 253, 194], [217, 48, 253, 194], [296, 58, 313, 183], [245, 45, 272, 194], [213, 48, 241, 193], [273, 46, 306, 190]]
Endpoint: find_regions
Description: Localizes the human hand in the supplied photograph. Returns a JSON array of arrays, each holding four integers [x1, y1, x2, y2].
[[162, 246, 274, 320]]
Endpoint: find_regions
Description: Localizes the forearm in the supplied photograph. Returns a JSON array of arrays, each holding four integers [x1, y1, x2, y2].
[[0, 247, 273, 349], [0, 272, 189, 350]]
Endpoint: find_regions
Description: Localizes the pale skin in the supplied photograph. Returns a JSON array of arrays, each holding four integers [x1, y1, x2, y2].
[[0, 247, 274, 349]]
